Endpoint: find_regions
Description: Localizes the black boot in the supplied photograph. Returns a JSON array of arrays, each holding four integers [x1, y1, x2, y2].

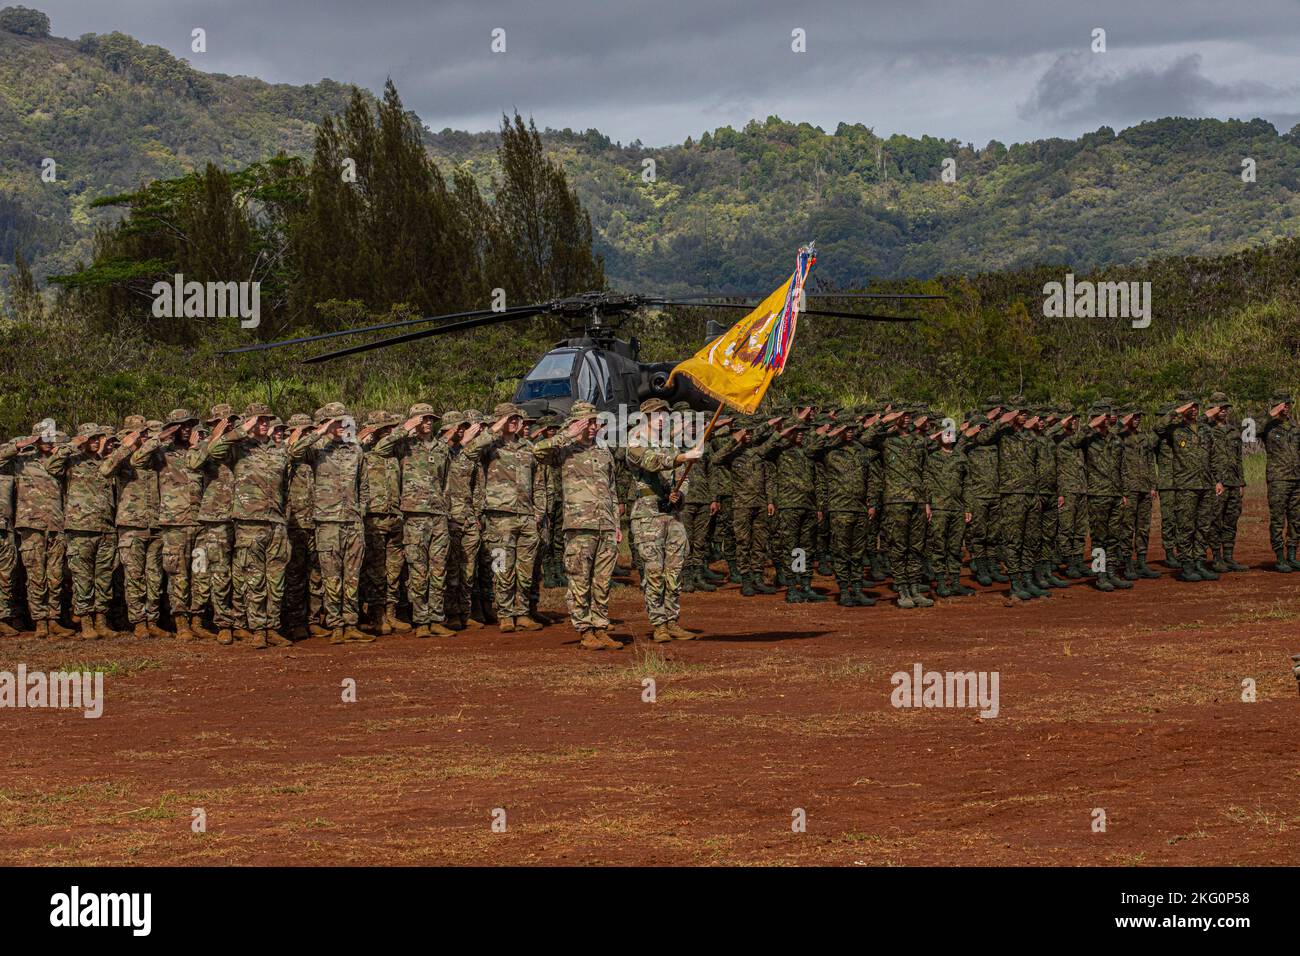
[[1211, 547, 1229, 574], [1063, 557, 1084, 579], [1165, 550, 1182, 570], [934, 575, 953, 598], [1223, 547, 1248, 572], [694, 570, 718, 592], [753, 575, 777, 594], [727, 561, 743, 583], [1274, 548, 1292, 573], [1093, 570, 1115, 592], [990, 561, 1010, 583], [1287, 546, 1300, 571], [1108, 568, 1133, 589], [1195, 558, 1219, 581], [974, 557, 993, 587], [802, 577, 828, 602], [740, 575, 757, 597], [1180, 560, 1203, 582], [1135, 556, 1161, 579], [851, 583, 876, 607], [1026, 568, 1051, 597], [1121, 557, 1140, 581], [837, 583, 856, 607], [1010, 575, 1033, 600], [1044, 562, 1069, 588], [785, 583, 804, 603]]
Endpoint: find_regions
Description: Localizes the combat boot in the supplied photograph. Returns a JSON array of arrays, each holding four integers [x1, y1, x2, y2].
[[1286, 546, 1299, 571], [933, 575, 953, 598], [911, 586, 934, 608], [344, 625, 378, 642], [1107, 569, 1133, 589], [837, 585, 855, 607], [651, 624, 674, 643], [33, 620, 50, 639], [233, 627, 255, 642], [248, 629, 269, 650], [498, 617, 516, 632], [174, 614, 195, 642], [515, 615, 544, 631], [216, 628, 234, 645], [267, 629, 293, 647], [0, 619, 18, 638], [1044, 563, 1069, 588], [191, 615, 217, 640], [595, 629, 623, 649], [973, 557, 993, 587], [1274, 548, 1292, 572], [851, 583, 876, 606], [47, 618, 75, 638], [693, 571, 717, 592], [896, 586, 916, 609], [131, 622, 150, 640], [148, 621, 169, 639], [1121, 558, 1140, 582], [726, 561, 742, 584], [680, 572, 697, 593], [801, 579, 827, 602], [703, 563, 726, 583], [95, 613, 120, 639], [1194, 559, 1219, 581], [1024, 572, 1050, 598], [990, 562, 1009, 584], [1063, 558, 1084, 579], [1179, 560, 1203, 582], [784, 583, 804, 603], [740, 576, 757, 597], [1011, 575, 1035, 600], [329, 627, 347, 645], [309, 622, 332, 638], [460, 613, 485, 630], [1164, 550, 1182, 570], [1135, 557, 1161, 579], [817, 555, 833, 577], [1211, 547, 1230, 574], [1223, 547, 1248, 572], [952, 576, 976, 596], [666, 621, 698, 641], [579, 631, 606, 650], [752, 575, 776, 594], [79, 616, 100, 640], [385, 606, 410, 633]]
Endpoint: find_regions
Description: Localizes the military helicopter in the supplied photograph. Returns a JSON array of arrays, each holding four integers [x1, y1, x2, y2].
[[224, 287, 944, 418]]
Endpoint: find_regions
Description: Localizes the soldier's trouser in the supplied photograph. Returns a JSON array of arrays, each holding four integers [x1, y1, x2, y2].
[[714, 495, 735, 563], [865, 505, 882, 558], [1173, 489, 1209, 560], [564, 528, 616, 631], [883, 502, 926, 587], [682, 503, 712, 573], [284, 524, 318, 628], [1037, 495, 1057, 563], [928, 510, 965, 578], [17, 529, 62, 621], [1086, 495, 1121, 571], [778, 507, 816, 580], [732, 504, 768, 577], [1120, 492, 1153, 560], [633, 512, 687, 626], [1216, 486, 1243, 547], [66, 530, 114, 616], [0, 528, 16, 620], [829, 511, 867, 587], [362, 514, 404, 613], [483, 512, 537, 619], [234, 521, 289, 631], [447, 516, 482, 618], [316, 521, 363, 629], [547, 502, 565, 566], [196, 521, 236, 627], [969, 497, 999, 563], [160, 525, 200, 615], [1158, 489, 1179, 557], [998, 494, 1036, 576], [815, 509, 831, 559], [117, 527, 162, 624], [1266, 480, 1300, 552], [403, 513, 450, 625], [1057, 494, 1086, 564]]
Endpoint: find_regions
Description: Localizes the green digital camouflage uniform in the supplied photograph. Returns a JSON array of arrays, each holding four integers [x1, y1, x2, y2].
[[1118, 419, 1159, 577], [101, 418, 163, 630], [0, 436, 65, 627], [1156, 407, 1218, 580], [925, 441, 969, 593], [1052, 419, 1088, 575], [821, 430, 872, 604], [713, 421, 777, 593], [49, 426, 117, 622], [864, 417, 930, 604], [1079, 419, 1125, 588], [302, 405, 369, 631], [1207, 397, 1246, 570], [1260, 395, 1300, 568], [462, 404, 545, 623], [189, 405, 239, 632], [532, 405, 620, 638], [989, 416, 1041, 595], [375, 405, 454, 628]]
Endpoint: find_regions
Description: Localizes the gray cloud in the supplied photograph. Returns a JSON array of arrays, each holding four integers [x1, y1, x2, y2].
[[33, 0, 1300, 145]]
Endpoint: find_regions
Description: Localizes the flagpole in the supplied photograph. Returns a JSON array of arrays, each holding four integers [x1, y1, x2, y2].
[[673, 401, 725, 494]]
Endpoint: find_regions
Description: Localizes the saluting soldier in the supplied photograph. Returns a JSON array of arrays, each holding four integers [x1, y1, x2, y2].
[[283, 413, 321, 640], [443, 410, 487, 631], [360, 409, 406, 634], [49, 423, 120, 639], [926, 422, 973, 599], [101, 415, 167, 639], [863, 406, 931, 608], [820, 419, 873, 606], [713, 414, 779, 596], [0, 423, 70, 638], [1117, 407, 1161, 580], [1156, 394, 1219, 583], [1205, 392, 1247, 571], [1261, 391, 1300, 571], [0, 434, 15, 637], [189, 404, 240, 644]]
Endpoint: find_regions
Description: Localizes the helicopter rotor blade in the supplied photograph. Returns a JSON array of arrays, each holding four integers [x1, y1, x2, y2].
[[661, 301, 921, 322], [303, 306, 551, 364], [663, 291, 946, 301], [221, 303, 551, 356]]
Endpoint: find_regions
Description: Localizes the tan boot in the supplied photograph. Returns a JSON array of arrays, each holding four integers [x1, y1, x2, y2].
[[329, 627, 347, 645], [267, 629, 293, 647], [666, 621, 698, 641], [424, 622, 455, 637], [47, 618, 75, 638], [412, 624, 430, 638], [249, 629, 269, 649], [174, 615, 195, 642], [309, 622, 332, 638], [34, 620, 50, 640], [343, 626, 375, 643], [651, 624, 674, 643], [0, 619, 18, 638], [385, 607, 410, 633], [499, 617, 516, 633], [94, 613, 119, 640], [190, 615, 217, 640], [593, 628, 622, 649], [80, 617, 102, 641], [148, 621, 170, 640], [216, 628, 234, 646], [233, 627, 254, 642], [132, 622, 150, 641], [461, 615, 485, 630], [579, 632, 606, 650], [514, 615, 543, 631]]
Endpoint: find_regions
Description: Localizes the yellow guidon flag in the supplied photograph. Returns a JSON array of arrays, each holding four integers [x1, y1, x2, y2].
[[666, 245, 815, 413]]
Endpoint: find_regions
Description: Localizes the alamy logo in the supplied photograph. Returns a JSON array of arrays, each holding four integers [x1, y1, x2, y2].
[[50, 886, 151, 936], [1042, 273, 1151, 328], [890, 663, 999, 717], [152, 273, 261, 328], [0, 666, 103, 718]]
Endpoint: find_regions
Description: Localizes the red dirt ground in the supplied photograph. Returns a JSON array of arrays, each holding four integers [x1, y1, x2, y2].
[[3, 489, 1299, 866]]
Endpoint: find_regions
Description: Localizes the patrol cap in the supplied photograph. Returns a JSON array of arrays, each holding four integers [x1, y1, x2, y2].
[[165, 408, 199, 427], [640, 398, 670, 414], [242, 402, 274, 420], [206, 403, 235, 424]]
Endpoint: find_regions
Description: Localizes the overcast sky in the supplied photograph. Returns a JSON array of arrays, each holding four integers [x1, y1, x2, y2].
[[35, 0, 1300, 146]]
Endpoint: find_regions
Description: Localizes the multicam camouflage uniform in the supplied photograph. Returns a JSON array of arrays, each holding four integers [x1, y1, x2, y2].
[[462, 403, 545, 628], [49, 424, 118, 636], [0, 441, 18, 633], [0, 430, 65, 633], [374, 403, 454, 635], [283, 413, 320, 636], [360, 410, 405, 632], [189, 404, 239, 637], [445, 411, 486, 627], [101, 415, 165, 636], [532, 402, 620, 647]]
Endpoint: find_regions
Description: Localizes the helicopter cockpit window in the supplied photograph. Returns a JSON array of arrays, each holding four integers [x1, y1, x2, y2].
[[517, 349, 577, 402], [525, 350, 577, 381], [575, 349, 611, 404]]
